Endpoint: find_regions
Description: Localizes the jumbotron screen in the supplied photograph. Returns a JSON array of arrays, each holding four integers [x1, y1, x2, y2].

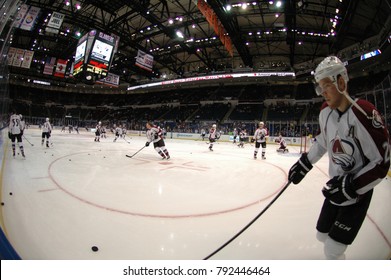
[[86, 32, 115, 78]]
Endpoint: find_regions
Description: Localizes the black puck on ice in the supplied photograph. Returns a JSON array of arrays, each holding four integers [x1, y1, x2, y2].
[[1, 202, 4, 206], [9, 192, 12, 196], [69, 159, 71, 161], [91, 246, 99, 252]]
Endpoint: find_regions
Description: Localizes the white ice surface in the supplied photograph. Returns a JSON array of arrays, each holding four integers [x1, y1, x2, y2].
[[1, 128, 390, 260]]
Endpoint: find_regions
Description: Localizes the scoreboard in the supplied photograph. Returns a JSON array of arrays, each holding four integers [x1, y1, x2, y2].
[[72, 30, 116, 81]]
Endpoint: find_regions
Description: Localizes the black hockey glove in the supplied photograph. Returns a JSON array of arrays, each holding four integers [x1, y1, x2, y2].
[[288, 153, 313, 184], [322, 174, 357, 205], [145, 141, 150, 147], [20, 130, 24, 136]]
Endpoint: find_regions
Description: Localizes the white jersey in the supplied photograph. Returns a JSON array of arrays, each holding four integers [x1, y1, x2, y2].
[[115, 127, 123, 135], [9, 114, 23, 134], [147, 125, 163, 143], [254, 128, 267, 143], [308, 100, 390, 198], [42, 121, 52, 133], [209, 127, 217, 140]]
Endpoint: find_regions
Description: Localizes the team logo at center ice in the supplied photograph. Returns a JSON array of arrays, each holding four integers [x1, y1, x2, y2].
[[331, 136, 355, 171]]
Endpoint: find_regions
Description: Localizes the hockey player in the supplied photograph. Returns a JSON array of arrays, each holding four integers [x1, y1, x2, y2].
[[8, 111, 25, 158], [238, 129, 247, 148], [94, 121, 102, 142], [208, 124, 218, 151], [288, 56, 390, 259], [113, 125, 122, 142], [233, 128, 238, 144], [276, 134, 289, 153], [201, 128, 206, 141], [145, 122, 170, 159], [41, 118, 52, 148], [253, 122, 268, 159]]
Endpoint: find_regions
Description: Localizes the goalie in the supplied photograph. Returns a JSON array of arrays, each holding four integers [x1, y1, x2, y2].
[[275, 134, 289, 153]]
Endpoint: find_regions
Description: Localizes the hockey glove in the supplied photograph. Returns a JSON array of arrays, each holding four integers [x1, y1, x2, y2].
[[322, 174, 357, 205], [288, 153, 313, 184], [8, 132, 12, 139], [20, 130, 24, 136], [145, 141, 150, 147]]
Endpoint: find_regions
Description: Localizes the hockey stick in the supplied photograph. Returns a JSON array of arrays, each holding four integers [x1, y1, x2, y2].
[[203, 180, 291, 260], [125, 143, 149, 158], [22, 135, 34, 146]]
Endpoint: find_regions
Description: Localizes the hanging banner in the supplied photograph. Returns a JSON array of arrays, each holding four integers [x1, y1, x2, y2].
[[96, 72, 120, 86], [7, 47, 16, 65], [54, 59, 67, 77], [12, 48, 25, 67], [135, 49, 153, 71], [45, 11, 65, 34], [14, 4, 29, 28], [21, 50, 34, 69], [19, 6, 41, 31]]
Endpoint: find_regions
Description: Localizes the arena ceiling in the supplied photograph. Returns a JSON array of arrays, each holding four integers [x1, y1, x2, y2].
[[9, 0, 391, 84]]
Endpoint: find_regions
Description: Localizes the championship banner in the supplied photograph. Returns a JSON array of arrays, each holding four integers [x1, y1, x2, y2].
[[45, 11, 65, 34], [13, 4, 29, 28], [7, 47, 16, 65], [19, 6, 41, 31], [12, 48, 25, 67], [135, 49, 153, 72], [43, 57, 56, 75], [54, 59, 67, 77], [21, 50, 34, 69]]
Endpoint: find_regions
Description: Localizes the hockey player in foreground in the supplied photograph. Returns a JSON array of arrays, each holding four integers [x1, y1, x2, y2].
[[145, 122, 170, 159], [288, 56, 390, 259]]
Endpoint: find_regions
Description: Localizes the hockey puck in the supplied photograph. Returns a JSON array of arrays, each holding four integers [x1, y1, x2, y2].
[[1, 202, 4, 206], [69, 159, 71, 161], [9, 192, 12, 196], [91, 246, 99, 252]]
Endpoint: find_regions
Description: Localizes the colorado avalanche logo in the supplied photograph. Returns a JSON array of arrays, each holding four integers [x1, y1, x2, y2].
[[331, 136, 356, 171], [372, 110, 383, 129]]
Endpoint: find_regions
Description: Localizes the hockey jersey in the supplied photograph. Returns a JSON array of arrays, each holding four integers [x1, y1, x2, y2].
[[9, 114, 24, 134], [147, 125, 163, 143], [308, 99, 390, 201]]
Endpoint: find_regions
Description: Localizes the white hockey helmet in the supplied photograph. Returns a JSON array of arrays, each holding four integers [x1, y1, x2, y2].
[[259, 121, 264, 127], [19, 114, 23, 119], [98, 121, 102, 125], [314, 56, 349, 96], [212, 124, 217, 128], [46, 117, 49, 122]]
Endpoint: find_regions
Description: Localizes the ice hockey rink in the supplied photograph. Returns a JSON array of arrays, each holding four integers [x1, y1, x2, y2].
[[1, 127, 390, 260]]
